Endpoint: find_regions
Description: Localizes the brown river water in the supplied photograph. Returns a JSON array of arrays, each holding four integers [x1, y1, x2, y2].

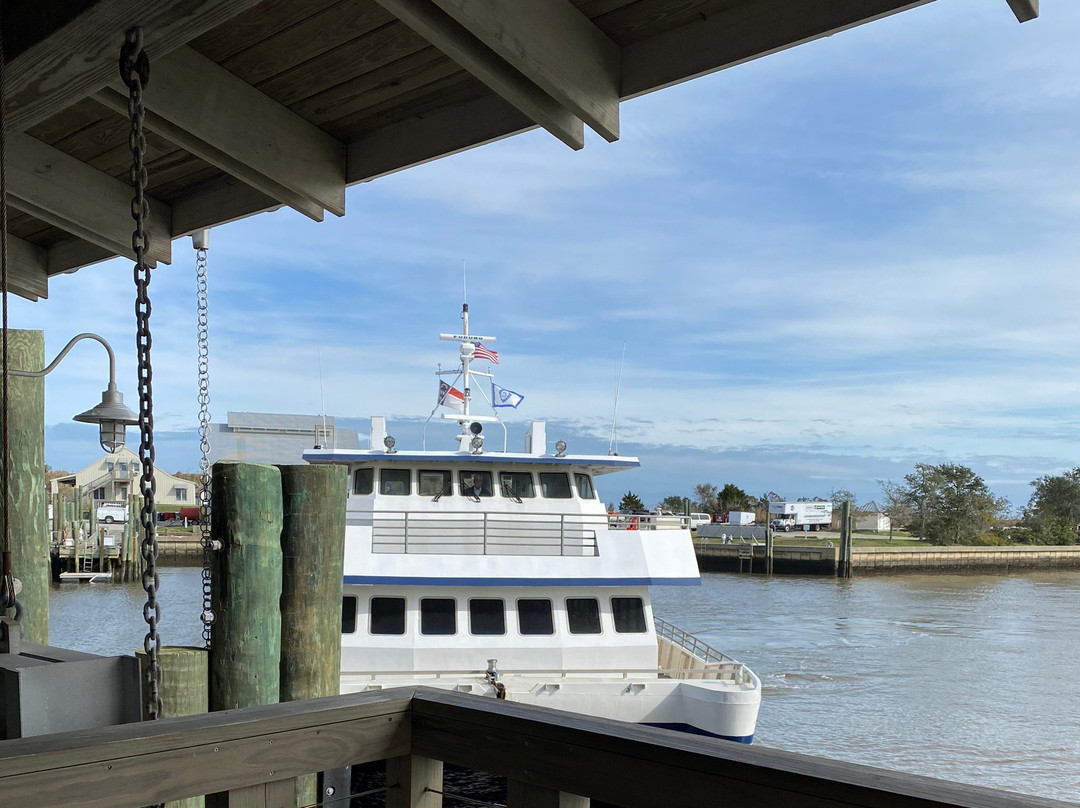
[[49, 567, 1080, 803]]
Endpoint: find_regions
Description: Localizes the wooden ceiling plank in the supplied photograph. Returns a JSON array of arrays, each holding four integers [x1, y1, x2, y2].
[[1006, 0, 1038, 23], [95, 47, 345, 219], [374, 0, 585, 149], [429, 0, 621, 141], [7, 237, 50, 301], [347, 91, 534, 183], [8, 133, 172, 267], [620, 0, 938, 99], [7, 0, 272, 135], [191, 0, 344, 63], [46, 239, 118, 277]]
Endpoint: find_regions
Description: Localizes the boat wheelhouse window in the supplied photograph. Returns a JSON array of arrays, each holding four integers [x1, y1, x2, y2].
[[517, 599, 554, 635], [341, 596, 357, 634], [469, 599, 506, 635], [459, 470, 493, 498], [500, 471, 535, 499], [380, 468, 411, 496], [574, 473, 595, 500], [353, 468, 373, 495], [611, 597, 647, 633], [566, 598, 602, 634], [420, 598, 457, 635], [539, 472, 572, 499], [419, 469, 452, 497], [370, 597, 406, 635]]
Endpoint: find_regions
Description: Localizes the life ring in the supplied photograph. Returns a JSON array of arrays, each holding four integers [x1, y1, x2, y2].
[[628, 517, 638, 531]]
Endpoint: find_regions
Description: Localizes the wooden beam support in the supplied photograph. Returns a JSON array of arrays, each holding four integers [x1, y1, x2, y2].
[[5, 0, 270, 134], [374, 0, 585, 149], [621, 0, 937, 99], [427, 0, 620, 141], [7, 133, 172, 266], [1006, 0, 1039, 22], [95, 47, 347, 221], [7, 237, 49, 301]]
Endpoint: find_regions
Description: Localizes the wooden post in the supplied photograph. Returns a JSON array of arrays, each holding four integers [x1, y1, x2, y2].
[[765, 517, 774, 576], [839, 500, 852, 579], [508, 781, 589, 808], [209, 461, 283, 711], [386, 755, 444, 808], [137, 646, 209, 808], [277, 464, 346, 807], [0, 330, 47, 642]]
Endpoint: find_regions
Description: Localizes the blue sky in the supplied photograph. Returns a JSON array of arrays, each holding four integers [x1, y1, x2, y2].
[[16, 1, 1080, 512]]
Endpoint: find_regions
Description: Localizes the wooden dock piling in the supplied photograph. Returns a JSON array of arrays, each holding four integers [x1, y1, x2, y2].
[[209, 461, 283, 711], [278, 464, 347, 807], [1, 330, 47, 643]]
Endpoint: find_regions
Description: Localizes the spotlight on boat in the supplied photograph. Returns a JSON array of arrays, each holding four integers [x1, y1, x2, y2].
[[555, 440, 567, 457], [383, 435, 397, 453], [470, 421, 483, 435], [470, 434, 484, 453]]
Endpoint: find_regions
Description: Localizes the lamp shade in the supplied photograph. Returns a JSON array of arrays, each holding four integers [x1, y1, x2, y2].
[[73, 384, 139, 453]]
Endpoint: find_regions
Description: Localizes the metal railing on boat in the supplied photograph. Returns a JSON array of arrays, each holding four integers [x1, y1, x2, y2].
[[365, 510, 601, 556]]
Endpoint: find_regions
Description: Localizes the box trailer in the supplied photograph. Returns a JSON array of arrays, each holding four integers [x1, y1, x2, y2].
[[725, 511, 756, 526], [768, 501, 832, 531]]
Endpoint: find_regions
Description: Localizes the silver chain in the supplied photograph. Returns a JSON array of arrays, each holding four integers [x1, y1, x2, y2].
[[120, 27, 162, 722], [196, 244, 215, 648]]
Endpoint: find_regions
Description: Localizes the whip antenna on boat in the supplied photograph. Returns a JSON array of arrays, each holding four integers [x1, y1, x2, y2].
[[317, 344, 328, 449], [608, 342, 626, 455]]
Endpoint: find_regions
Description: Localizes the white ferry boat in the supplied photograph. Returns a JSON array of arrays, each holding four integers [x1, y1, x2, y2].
[[304, 305, 760, 742]]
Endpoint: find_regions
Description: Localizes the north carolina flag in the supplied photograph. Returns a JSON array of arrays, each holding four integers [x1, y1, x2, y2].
[[438, 381, 465, 412]]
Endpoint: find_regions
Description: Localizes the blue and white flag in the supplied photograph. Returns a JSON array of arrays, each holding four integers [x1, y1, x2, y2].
[[491, 383, 524, 409]]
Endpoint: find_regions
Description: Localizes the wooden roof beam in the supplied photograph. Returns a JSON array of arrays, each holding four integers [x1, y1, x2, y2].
[[5, 0, 271, 135], [7, 237, 50, 301], [95, 47, 347, 222], [1006, 0, 1039, 23], [373, 0, 587, 149], [423, 0, 620, 142], [8, 133, 172, 267]]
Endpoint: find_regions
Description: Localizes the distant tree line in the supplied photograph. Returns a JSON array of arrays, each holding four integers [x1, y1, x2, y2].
[[649, 464, 1080, 546]]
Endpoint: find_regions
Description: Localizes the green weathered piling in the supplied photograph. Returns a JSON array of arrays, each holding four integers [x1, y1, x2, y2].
[[138, 646, 209, 808], [839, 501, 853, 579], [1, 330, 47, 643], [209, 461, 283, 711], [278, 464, 347, 807]]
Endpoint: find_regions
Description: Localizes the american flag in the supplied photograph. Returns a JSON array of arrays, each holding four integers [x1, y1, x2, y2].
[[473, 342, 499, 364]]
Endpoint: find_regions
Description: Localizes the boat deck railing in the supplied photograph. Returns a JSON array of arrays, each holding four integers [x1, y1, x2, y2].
[[1, 686, 1054, 808], [608, 513, 688, 530], [654, 617, 753, 684], [369, 510, 601, 556]]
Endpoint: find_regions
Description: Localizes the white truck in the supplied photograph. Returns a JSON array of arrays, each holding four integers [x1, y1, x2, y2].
[[768, 501, 832, 532], [724, 511, 756, 526], [95, 501, 128, 524]]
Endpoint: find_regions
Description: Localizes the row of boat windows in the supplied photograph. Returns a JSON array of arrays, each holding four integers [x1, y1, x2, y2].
[[342, 595, 648, 636], [353, 468, 596, 500]]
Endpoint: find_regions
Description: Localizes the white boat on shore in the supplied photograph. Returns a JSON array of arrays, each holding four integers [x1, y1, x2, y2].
[[305, 304, 760, 742]]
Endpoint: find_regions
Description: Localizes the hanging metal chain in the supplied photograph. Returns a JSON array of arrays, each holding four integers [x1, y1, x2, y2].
[[196, 242, 216, 648], [120, 27, 162, 722]]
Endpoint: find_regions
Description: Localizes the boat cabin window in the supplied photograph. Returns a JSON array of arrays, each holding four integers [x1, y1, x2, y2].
[[420, 598, 457, 635], [539, 472, 573, 499], [380, 468, 411, 496], [469, 598, 506, 635], [574, 473, 595, 500], [566, 598, 602, 634], [517, 598, 554, 635], [341, 596, 357, 634], [419, 469, 452, 497], [500, 471, 535, 499], [370, 597, 406, 635], [611, 597, 647, 633], [353, 468, 373, 495], [459, 470, 493, 498]]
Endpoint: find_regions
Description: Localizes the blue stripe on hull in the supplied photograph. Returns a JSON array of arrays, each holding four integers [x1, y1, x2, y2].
[[344, 576, 701, 587], [643, 723, 754, 744]]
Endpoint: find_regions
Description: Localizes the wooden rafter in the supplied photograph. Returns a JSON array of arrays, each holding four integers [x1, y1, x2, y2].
[[1006, 0, 1039, 23], [95, 47, 347, 222], [7, 237, 49, 301]]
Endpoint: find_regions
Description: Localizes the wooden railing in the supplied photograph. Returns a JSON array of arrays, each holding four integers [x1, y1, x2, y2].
[[0, 687, 1070, 808]]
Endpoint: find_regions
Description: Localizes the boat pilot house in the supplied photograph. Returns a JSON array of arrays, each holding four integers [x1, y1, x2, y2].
[[0, 3, 1047, 808]]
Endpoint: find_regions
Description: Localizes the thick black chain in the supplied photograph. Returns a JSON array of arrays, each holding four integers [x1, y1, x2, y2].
[[120, 27, 161, 721], [196, 244, 215, 648]]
